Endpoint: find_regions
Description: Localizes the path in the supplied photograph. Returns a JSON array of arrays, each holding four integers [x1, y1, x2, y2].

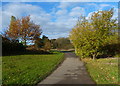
[[38, 52, 95, 85]]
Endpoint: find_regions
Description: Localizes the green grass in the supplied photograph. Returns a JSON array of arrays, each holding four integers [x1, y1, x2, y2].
[[82, 58, 118, 84], [2, 52, 64, 85], [114, 54, 120, 58]]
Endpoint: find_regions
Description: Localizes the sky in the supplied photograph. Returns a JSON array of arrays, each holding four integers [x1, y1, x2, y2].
[[1, 0, 120, 2], [0, 1, 118, 39]]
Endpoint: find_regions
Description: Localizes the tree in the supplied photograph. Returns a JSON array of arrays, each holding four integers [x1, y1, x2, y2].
[[52, 37, 73, 50], [11, 16, 16, 21], [7, 16, 42, 46], [42, 35, 49, 44], [42, 35, 51, 51], [50, 39, 57, 49], [34, 38, 43, 50], [90, 8, 118, 59], [69, 9, 117, 59], [7, 16, 21, 40], [34, 35, 51, 51], [44, 40, 51, 51]]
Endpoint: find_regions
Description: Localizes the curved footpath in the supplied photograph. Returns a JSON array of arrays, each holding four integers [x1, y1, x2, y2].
[[38, 52, 95, 85]]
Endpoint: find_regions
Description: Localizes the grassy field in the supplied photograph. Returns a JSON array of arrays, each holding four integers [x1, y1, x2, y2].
[[2, 52, 64, 85], [82, 58, 118, 84]]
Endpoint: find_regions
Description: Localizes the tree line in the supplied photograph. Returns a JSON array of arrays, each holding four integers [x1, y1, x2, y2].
[[2, 15, 73, 55], [34, 36, 73, 51]]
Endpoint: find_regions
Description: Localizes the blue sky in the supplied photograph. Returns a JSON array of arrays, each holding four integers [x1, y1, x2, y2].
[[1, 1, 118, 39], [1, 0, 120, 2]]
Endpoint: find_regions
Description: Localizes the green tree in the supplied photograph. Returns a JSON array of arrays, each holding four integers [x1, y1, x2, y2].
[[11, 16, 16, 21], [42, 35, 51, 51], [35, 38, 43, 50], [53, 37, 73, 50], [70, 9, 117, 59], [34, 35, 51, 51]]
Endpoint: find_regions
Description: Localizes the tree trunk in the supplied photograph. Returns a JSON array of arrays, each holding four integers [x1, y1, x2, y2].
[[24, 30, 27, 46], [25, 39, 26, 46], [23, 37, 27, 46], [75, 46, 77, 54], [93, 54, 96, 60]]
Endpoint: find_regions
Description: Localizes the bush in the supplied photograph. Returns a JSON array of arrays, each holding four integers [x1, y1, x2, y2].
[[2, 36, 26, 56], [98, 43, 120, 58]]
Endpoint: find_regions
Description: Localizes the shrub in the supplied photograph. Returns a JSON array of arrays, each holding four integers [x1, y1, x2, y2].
[[2, 36, 26, 56]]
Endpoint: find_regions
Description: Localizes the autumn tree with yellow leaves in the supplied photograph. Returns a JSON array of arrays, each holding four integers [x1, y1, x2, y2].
[[7, 16, 42, 46]]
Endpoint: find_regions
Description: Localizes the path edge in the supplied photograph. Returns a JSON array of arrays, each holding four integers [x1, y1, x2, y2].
[[36, 53, 66, 85], [79, 57, 97, 84]]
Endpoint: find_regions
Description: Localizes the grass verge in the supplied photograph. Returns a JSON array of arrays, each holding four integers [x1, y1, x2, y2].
[[82, 58, 118, 84], [2, 52, 64, 85]]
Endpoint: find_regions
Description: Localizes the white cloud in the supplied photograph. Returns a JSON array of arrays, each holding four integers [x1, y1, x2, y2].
[[2, 3, 43, 16], [2, 3, 51, 32], [2, 2, 77, 39], [87, 3, 113, 11], [112, 7, 118, 19], [62, 0, 120, 2], [100, 4, 110, 7], [40, 3, 84, 38], [99, 4, 111, 10], [56, 9, 67, 15], [86, 3, 118, 20], [86, 8, 118, 20], [86, 12, 93, 19], [69, 7, 85, 17], [58, 2, 71, 9], [1, 2, 118, 39]]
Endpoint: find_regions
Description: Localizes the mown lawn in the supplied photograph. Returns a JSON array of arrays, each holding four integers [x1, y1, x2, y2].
[[2, 52, 64, 85], [82, 58, 118, 84]]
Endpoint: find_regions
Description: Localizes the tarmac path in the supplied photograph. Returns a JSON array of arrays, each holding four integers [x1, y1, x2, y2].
[[38, 52, 95, 85]]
